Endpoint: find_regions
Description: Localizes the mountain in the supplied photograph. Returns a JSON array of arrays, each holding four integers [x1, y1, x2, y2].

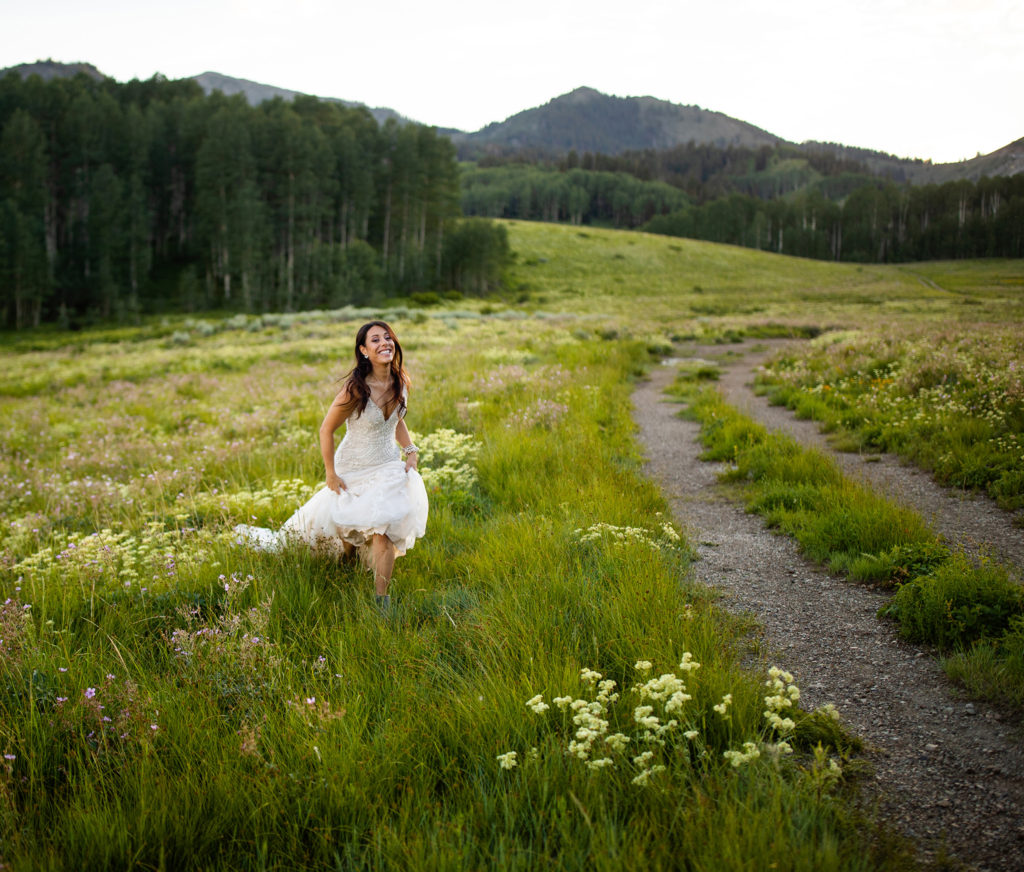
[[3, 62, 1019, 181], [0, 59, 106, 82], [452, 86, 785, 155], [801, 138, 1024, 184], [191, 72, 414, 127], [456, 86, 1023, 183]]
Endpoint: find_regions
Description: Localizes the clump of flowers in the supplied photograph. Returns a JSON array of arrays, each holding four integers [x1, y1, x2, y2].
[[47, 672, 160, 760], [12, 522, 214, 594], [505, 398, 570, 430], [414, 428, 482, 494], [574, 521, 682, 552], [189, 478, 316, 523], [167, 572, 277, 675], [0, 596, 36, 672], [496, 659, 844, 789]]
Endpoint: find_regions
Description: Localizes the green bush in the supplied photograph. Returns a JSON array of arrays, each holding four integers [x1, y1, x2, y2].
[[880, 556, 1024, 650]]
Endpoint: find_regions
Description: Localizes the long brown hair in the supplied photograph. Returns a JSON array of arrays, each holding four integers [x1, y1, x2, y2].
[[337, 320, 409, 419]]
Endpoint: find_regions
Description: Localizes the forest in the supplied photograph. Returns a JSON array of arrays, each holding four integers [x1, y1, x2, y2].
[[460, 164, 689, 227], [0, 72, 508, 330], [2, 70, 1022, 331], [643, 177, 1024, 262], [463, 145, 1024, 262]]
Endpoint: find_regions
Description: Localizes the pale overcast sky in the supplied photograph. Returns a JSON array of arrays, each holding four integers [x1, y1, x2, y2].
[[3, 0, 1021, 163]]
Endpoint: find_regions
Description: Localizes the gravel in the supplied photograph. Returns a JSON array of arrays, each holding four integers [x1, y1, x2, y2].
[[632, 350, 1024, 871]]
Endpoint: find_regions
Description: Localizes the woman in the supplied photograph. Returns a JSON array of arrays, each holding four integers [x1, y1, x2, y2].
[[236, 321, 428, 611]]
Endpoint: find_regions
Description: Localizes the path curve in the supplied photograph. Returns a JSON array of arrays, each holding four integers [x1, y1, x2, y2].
[[632, 362, 1024, 871], [679, 339, 1024, 572]]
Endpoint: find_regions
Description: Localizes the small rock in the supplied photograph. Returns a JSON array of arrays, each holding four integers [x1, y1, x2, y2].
[[925, 743, 939, 751], [964, 703, 976, 715]]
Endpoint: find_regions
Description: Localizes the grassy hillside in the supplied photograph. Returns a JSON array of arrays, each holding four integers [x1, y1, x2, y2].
[[501, 220, 1023, 329]]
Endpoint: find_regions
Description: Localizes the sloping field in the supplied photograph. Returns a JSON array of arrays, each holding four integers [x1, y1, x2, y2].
[[0, 222, 1021, 869]]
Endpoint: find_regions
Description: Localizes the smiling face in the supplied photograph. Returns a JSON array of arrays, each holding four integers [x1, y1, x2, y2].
[[359, 324, 394, 367]]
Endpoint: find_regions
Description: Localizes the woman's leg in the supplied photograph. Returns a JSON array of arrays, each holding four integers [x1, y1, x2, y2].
[[370, 533, 396, 596]]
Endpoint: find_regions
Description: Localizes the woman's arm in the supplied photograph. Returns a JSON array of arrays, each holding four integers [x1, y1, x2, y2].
[[395, 418, 418, 473], [320, 388, 351, 492]]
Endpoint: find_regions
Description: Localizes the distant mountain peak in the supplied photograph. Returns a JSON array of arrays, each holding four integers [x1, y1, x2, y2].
[[191, 71, 413, 126], [457, 86, 782, 155], [1, 59, 106, 82]]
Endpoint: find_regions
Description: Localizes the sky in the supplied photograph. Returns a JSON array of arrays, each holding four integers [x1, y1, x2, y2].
[[3, 0, 1021, 164]]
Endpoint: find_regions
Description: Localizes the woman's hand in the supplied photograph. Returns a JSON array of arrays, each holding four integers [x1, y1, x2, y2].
[[326, 471, 346, 493], [404, 453, 418, 473]]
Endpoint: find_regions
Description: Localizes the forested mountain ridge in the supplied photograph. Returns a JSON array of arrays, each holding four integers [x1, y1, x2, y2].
[[452, 86, 783, 156], [456, 86, 1023, 183], [0, 60, 105, 82], [0, 63, 417, 128], [800, 138, 1024, 184], [3, 62, 1020, 182], [191, 72, 414, 127]]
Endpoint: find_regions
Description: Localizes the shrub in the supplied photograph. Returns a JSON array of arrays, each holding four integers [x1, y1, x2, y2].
[[880, 555, 1024, 650]]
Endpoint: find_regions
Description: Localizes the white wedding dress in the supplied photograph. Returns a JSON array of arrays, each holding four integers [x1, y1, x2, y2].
[[235, 393, 428, 557]]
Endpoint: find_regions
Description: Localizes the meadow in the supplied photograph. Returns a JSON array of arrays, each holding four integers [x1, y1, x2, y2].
[[2, 221, 1021, 869]]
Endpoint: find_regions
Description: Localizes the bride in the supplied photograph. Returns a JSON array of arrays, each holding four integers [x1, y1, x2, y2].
[[236, 321, 428, 611]]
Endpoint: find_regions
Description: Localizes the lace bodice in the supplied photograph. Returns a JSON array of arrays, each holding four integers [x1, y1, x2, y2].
[[334, 394, 404, 473]]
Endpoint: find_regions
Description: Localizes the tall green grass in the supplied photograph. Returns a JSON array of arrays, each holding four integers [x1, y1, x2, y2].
[[0, 316, 894, 869]]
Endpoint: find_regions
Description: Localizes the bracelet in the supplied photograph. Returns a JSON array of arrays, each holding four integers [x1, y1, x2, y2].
[[402, 444, 418, 454]]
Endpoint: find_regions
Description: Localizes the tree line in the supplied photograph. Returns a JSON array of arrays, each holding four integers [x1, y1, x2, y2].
[[0, 72, 508, 330], [467, 143, 1024, 262], [642, 176, 1024, 262], [479, 142, 878, 203], [461, 165, 689, 228]]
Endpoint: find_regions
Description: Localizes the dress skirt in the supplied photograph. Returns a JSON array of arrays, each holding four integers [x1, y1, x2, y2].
[[235, 461, 428, 557]]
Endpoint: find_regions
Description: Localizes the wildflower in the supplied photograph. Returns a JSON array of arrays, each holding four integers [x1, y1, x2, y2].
[[496, 751, 518, 770], [586, 757, 614, 771], [605, 733, 630, 752], [684, 730, 700, 740], [3, 754, 15, 761], [678, 652, 700, 672], [634, 660, 653, 672], [630, 752, 653, 769], [631, 764, 665, 787], [579, 668, 602, 685], [713, 693, 732, 716], [553, 696, 573, 709], [84, 687, 96, 699], [305, 697, 316, 705], [723, 742, 761, 768], [633, 704, 654, 722], [817, 703, 841, 721], [525, 694, 550, 715], [665, 690, 692, 714]]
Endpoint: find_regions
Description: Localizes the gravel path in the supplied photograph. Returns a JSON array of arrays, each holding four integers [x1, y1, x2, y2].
[[632, 357, 1024, 871], [705, 339, 1024, 571]]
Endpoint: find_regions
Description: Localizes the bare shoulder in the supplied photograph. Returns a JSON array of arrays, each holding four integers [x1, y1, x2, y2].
[[333, 383, 353, 406]]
